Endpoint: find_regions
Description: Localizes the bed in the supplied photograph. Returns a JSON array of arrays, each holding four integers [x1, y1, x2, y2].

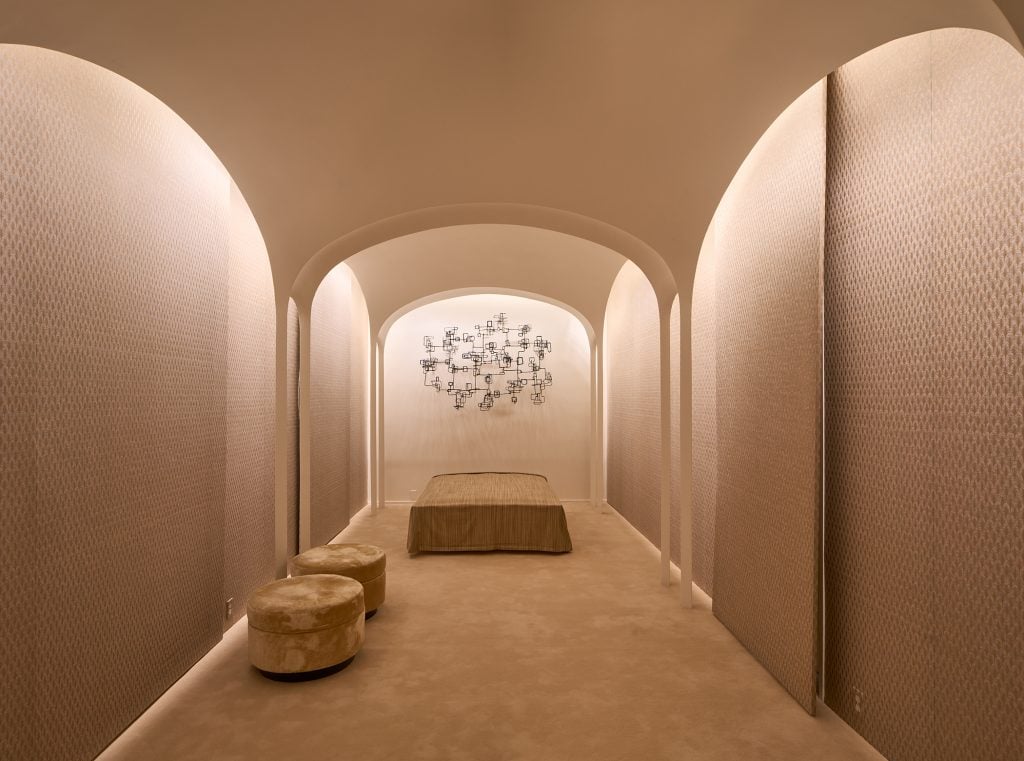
[[406, 472, 573, 554]]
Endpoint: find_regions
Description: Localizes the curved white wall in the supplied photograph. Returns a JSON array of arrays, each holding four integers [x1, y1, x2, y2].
[[309, 264, 370, 547], [604, 262, 662, 550], [384, 294, 591, 500]]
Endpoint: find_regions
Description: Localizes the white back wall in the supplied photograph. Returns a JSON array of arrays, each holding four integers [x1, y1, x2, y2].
[[384, 294, 591, 501]]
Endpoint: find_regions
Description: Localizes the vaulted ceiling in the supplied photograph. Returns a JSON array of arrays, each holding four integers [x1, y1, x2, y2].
[[345, 224, 625, 338], [3, 1, 1021, 297]]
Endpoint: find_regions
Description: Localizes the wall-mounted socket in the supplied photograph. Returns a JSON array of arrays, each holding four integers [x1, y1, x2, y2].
[[225, 597, 234, 620], [853, 687, 865, 714]]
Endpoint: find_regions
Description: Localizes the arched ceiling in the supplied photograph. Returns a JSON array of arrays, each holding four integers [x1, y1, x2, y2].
[[2, 1, 1021, 295], [343, 224, 625, 338]]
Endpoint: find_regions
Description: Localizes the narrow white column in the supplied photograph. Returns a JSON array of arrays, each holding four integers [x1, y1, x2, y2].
[[377, 340, 386, 508], [273, 295, 290, 577], [589, 336, 600, 506], [598, 339, 604, 506], [369, 336, 379, 510], [659, 304, 672, 587], [298, 303, 313, 553]]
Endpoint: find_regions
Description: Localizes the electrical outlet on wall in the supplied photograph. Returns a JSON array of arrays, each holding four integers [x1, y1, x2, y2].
[[225, 597, 234, 620], [853, 687, 865, 714]]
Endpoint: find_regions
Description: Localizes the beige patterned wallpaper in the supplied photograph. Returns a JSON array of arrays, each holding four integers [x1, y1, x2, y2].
[[310, 265, 369, 547], [0, 46, 234, 761], [605, 261, 662, 551], [669, 297, 681, 566], [712, 79, 825, 715], [224, 182, 276, 629], [824, 29, 1024, 761], [690, 233, 716, 595], [287, 298, 300, 558]]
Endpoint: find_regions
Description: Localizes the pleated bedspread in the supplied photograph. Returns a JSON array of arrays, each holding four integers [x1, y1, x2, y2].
[[406, 472, 573, 553]]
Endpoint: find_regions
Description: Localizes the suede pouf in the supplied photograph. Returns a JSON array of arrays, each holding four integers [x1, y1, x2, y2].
[[288, 543, 387, 616], [247, 574, 364, 677]]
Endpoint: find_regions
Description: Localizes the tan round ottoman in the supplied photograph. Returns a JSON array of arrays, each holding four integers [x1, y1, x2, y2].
[[288, 543, 387, 618], [247, 574, 364, 680]]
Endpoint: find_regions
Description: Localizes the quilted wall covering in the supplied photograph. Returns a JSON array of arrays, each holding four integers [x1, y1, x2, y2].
[[711, 79, 826, 715], [824, 29, 1024, 761], [0, 46, 274, 761], [689, 231, 716, 595], [224, 182, 277, 629]]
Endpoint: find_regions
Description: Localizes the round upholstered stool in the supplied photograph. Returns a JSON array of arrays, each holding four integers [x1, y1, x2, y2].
[[247, 574, 364, 681], [288, 543, 387, 619]]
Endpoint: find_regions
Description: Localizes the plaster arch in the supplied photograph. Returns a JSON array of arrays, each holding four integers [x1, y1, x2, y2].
[[379, 287, 596, 345], [297, 222, 680, 586], [341, 223, 628, 342], [291, 204, 677, 310]]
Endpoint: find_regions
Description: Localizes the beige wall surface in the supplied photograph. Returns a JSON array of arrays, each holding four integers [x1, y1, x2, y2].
[[712, 80, 825, 716], [824, 29, 1024, 761], [690, 235, 717, 596], [605, 262, 662, 549], [0, 46, 265, 761], [309, 265, 370, 547], [384, 294, 591, 501], [224, 183, 277, 629]]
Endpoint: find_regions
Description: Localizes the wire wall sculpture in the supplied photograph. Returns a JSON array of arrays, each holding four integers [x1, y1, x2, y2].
[[420, 312, 553, 410]]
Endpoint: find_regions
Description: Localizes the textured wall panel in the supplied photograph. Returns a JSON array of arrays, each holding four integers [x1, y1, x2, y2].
[[223, 182, 276, 628], [605, 261, 661, 549], [309, 266, 370, 547], [0, 47, 40, 761], [713, 80, 825, 715], [0, 47, 229, 761], [928, 32, 1024, 759], [287, 298, 300, 558], [825, 29, 1024, 761], [669, 297, 681, 566], [823, 35, 935, 759], [690, 233, 717, 595]]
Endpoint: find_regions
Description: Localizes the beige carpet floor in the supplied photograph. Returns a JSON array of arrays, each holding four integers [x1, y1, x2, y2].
[[99, 503, 883, 761]]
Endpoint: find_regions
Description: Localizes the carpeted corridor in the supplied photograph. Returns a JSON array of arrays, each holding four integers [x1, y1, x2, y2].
[[99, 503, 882, 761]]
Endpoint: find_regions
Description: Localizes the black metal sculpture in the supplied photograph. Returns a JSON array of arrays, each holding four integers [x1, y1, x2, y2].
[[420, 312, 553, 410]]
